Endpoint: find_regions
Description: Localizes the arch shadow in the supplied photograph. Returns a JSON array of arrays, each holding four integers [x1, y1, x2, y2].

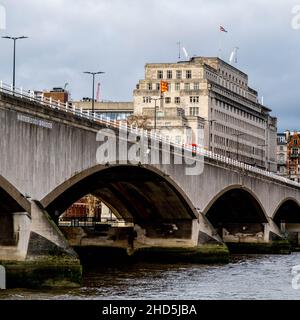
[[203, 184, 268, 221], [41, 164, 198, 223], [273, 198, 300, 225], [0, 175, 31, 214]]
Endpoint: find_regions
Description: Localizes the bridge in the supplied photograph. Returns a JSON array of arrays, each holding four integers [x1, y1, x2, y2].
[[1, 82, 300, 287]]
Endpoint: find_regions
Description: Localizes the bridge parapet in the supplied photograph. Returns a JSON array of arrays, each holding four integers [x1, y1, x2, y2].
[[1, 80, 299, 190]]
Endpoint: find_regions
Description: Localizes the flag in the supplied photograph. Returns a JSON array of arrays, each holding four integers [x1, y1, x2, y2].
[[160, 80, 168, 93], [220, 26, 228, 33]]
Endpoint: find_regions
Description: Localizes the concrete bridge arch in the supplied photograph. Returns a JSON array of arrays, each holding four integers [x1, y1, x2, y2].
[[0, 175, 31, 215], [40, 164, 199, 224]]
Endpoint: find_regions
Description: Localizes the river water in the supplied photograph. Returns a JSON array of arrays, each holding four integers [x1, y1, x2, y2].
[[1, 253, 300, 300]]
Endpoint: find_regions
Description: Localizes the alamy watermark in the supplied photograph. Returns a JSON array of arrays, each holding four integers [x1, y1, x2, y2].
[[95, 127, 205, 176], [0, 4, 6, 30]]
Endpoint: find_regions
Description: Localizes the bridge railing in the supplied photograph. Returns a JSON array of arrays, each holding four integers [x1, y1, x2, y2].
[[1, 80, 299, 188]]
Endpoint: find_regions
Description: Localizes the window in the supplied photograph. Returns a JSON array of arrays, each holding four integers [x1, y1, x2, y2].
[[186, 70, 192, 78], [157, 70, 163, 79], [175, 82, 180, 91], [190, 107, 199, 116], [156, 83, 160, 90], [280, 146, 284, 151], [165, 97, 171, 104], [184, 83, 190, 90], [194, 82, 199, 90], [167, 70, 172, 79], [174, 97, 180, 104], [294, 139, 298, 146], [143, 97, 151, 103], [190, 96, 199, 103], [292, 148, 298, 155], [147, 83, 152, 90], [175, 136, 182, 144], [176, 70, 182, 79]]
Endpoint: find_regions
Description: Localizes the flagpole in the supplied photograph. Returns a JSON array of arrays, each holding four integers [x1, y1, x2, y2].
[[218, 26, 228, 59], [218, 35, 222, 58]]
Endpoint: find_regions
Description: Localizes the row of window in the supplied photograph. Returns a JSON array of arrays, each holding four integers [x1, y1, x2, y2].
[[94, 111, 133, 121], [213, 146, 264, 166], [214, 122, 265, 146], [157, 70, 192, 80], [156, 68, 246, 87], [146, 82, 200, 91], [215, 99, 265, 125], [142, 96, 199, 105], [214, 109, 265, 137], [220, 69, 246, 87]]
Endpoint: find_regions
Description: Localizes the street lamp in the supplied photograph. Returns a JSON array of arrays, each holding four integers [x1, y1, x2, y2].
[[2, 36, 28, 90], [83, 71, 105, 113], [232, 132, 245, 161], [206, 119, 216, 151], [149, 97, 163, 132], [258, 143, 268, 169]]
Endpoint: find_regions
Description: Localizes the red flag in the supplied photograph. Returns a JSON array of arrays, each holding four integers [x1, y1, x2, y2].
[[220, 26, 228, 33]]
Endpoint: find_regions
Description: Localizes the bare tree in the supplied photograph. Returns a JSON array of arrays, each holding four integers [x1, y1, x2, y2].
[[127, 114, 151, 130]]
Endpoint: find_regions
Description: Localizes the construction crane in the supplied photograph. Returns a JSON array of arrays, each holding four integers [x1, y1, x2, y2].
[[96, 82, 100, 102]]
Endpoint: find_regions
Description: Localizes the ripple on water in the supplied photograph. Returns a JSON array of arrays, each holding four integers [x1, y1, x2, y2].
[[1, 254, 300, 299]]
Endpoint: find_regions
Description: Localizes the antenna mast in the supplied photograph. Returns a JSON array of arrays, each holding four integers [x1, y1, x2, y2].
[[177, 41, 181, 59]]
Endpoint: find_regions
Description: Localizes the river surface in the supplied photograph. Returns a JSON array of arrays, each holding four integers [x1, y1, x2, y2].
[[1, 253, 300, 300]]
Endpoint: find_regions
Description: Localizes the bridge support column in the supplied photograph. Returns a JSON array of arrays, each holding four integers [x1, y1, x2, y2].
[[70, 215, 229, 264], [279, 222, 300, 251], [2, 201, 82, 288], [224, 219, 290, 254], [132, 217, 229, 263]]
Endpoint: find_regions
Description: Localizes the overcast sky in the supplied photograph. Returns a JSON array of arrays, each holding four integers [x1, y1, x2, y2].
[[0, 0, 299, 131]]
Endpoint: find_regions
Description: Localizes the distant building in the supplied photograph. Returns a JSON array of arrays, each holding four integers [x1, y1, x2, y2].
[[133, 56, 277, 171], [286, 131, 300, 182], [72, 100, 133, 121], [43, 87, 69, 103], [277, 132, 288, 176]]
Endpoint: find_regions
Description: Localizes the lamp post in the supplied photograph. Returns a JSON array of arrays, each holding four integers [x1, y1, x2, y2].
[[258, 143, 268, 169], [206, 119, 216, 151], [149, 97, 163, 132], [232, 132, 245, 161], [2, 36, 28, 91], [83, 71, 105, 113]]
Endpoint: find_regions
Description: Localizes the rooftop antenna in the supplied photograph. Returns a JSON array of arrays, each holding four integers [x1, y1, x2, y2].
[[182, 47, 189, 60], [177, 41, 181, 59]]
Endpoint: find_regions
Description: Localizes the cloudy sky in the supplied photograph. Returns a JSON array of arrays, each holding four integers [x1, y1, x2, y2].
[[0, 0, 299, 131]]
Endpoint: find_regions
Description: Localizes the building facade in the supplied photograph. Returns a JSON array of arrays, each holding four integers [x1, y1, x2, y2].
[[72, 101, 133, 121], [286, 131, 300, 182], [277, 132, 288, 176], [133, 57, 277, 171]]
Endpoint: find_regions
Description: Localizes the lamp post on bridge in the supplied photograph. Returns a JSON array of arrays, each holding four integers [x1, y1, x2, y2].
[[205, 119, 216, 151], [149, 96, 163, 132], [83, 71, 105, 114], [2, 36, 29, 91], [258, 143, 268, 169]]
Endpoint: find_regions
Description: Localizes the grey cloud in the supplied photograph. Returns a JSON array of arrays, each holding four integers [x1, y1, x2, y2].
[[0, 0, 299, 131]]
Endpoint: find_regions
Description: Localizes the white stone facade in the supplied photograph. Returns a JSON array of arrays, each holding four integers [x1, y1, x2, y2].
[[133, 56, 277, 171]]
